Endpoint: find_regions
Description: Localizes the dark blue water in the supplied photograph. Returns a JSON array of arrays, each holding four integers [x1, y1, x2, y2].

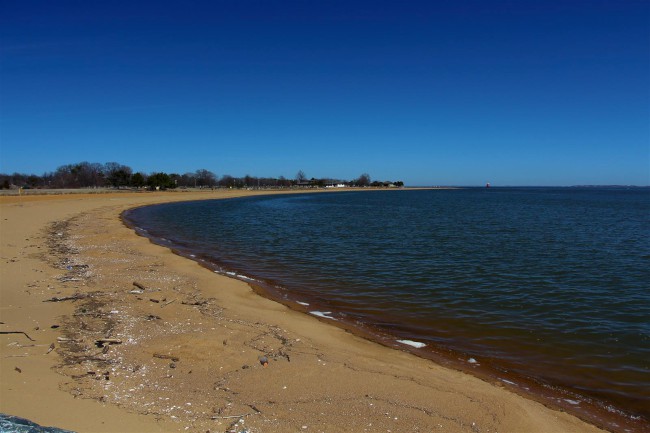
[[125, 188, 650, 428], [0, 414, 75, 433]]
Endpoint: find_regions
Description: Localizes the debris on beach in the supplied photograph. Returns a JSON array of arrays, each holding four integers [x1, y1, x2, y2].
[[0, 331, 36, 341], [181, 299, 208, 306], [161, 298, 176, 307], [95, 338, 122, 347], [153, 353, 180, 362], [43, 293, 88, 303]]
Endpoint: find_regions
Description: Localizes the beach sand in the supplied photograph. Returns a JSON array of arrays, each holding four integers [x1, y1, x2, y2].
[[1, 190, 607, 433]]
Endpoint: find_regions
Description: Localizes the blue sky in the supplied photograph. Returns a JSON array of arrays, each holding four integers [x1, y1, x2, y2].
[[1, 0, 648, 186]]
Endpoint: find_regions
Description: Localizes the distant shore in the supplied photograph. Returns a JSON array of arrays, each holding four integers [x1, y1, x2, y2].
[[0, 185, 458, 197], [1, 190, 607, 432]]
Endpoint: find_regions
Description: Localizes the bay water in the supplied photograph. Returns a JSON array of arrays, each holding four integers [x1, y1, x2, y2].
[[124, 188, 649, 430]]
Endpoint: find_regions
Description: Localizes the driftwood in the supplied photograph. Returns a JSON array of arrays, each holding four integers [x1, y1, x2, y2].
[[133, 281, 146, 291], [210, 404, 261, 420], [181, 300, 208, 306], [95, 338, 122, 346], [161, 298, 176, 307], [211, 411, 260, 420], [153, 353, 179, 362], [0, 331, 36, 341], [58, 277, 82, 282], [43, 293, 87, 302]]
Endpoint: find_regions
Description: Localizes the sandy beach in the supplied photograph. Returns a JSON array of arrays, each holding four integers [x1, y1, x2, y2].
[[1, 190, 608, 433]]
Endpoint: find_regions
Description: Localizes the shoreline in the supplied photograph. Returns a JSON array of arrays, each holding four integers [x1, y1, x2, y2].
[[0, 190, 616, 432], [124, 194, 645, 433]]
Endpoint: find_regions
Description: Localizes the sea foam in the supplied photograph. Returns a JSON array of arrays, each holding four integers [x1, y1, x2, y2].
[[310, 311, 336, 320], [397, 339, 426, 348]]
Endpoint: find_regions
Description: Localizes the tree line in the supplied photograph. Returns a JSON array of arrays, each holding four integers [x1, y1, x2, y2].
[[0, 162, 404, 190]]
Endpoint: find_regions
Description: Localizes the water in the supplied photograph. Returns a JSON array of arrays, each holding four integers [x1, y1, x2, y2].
[[124, 188, 650, 430], [0, 413, 75, 432]]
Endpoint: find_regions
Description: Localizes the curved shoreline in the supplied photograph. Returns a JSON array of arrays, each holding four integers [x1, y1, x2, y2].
[[0, 190, 620, 432], [122, 193, 646, 433]]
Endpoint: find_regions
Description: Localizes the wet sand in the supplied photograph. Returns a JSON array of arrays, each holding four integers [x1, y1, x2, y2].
[[1, 190, 608, 432]]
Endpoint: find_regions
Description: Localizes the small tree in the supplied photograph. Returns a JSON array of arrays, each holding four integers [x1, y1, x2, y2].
[[147, 172, 174, 190], [244, 174, 255, 187], [296, 170, 306, 182], [26, 175, 40, 188], [195, 169, 217, 188], [169, 173, 181, 188], [219, 175, 235, 188], [179, 172, 196, 188], [357, 173, 371, 187], [131, 172, 146, 188], [104, 162, 132, 188]]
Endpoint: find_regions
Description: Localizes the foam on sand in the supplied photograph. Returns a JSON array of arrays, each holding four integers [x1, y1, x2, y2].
[[310, 311, 337, 320], [223, 271, 255, 281], [397, 339, 427, 348]]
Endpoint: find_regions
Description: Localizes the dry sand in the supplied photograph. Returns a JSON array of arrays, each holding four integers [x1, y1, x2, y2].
[[1, 190, 607, 433]]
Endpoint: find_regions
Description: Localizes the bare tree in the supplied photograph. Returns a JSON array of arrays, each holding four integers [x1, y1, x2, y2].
[[195, 169, 217, 188], [296, 170, 307, 183], [178, 172, 196, 187], [219, 174, 235, 188], [357, 173, 371, 187]]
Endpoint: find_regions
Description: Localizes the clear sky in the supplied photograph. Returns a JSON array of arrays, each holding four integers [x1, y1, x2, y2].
[[1, 0, 648, 186]]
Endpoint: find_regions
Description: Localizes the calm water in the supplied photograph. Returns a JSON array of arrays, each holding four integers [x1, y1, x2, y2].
[[125, 188, 650, 429]]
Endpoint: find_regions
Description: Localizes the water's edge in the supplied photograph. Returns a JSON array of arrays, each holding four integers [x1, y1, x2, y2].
[[120, 196, 645, 433]]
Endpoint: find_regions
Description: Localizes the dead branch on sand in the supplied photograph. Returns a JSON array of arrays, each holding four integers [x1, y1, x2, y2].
[[0, 331, 36, 341]]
